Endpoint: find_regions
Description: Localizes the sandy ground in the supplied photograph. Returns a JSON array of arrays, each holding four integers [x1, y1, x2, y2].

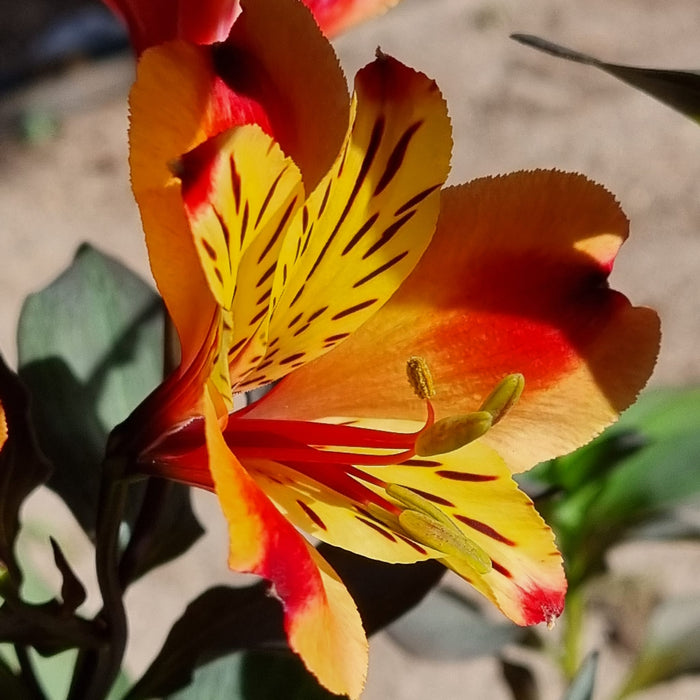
[[1, 0, 700, 698]]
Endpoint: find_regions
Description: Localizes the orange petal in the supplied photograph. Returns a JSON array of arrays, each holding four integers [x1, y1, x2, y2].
[[305, 0, 401, 36], [0, 400, 7, 453], [106, 0, 397, 54], [204, 392, 367, 698], [104, 0, 239, 54], [249, 171, 660, 472], [224, 0, 350, 191], [130, 0, 349, 364]]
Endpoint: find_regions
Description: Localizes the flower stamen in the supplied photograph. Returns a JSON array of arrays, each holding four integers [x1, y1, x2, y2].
[[387, 484, 492, 573]]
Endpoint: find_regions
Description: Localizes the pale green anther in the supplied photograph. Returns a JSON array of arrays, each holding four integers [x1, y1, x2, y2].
[[479, 373, 525, 424], [398, 510, 492, 574], [386, 483, 454, 529], [385, 484, 492, 573], [414, 411, 492, 456]]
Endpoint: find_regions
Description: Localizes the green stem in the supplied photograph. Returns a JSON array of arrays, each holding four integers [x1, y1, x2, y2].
[[118, 478, 172, 589], [13, 645, 46, 700], [561, 586, 585, 680], [69, 458, 129, 700]]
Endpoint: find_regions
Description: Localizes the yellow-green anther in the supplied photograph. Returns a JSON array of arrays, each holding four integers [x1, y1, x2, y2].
[[398, 510, 492, 574], [386, 483, 454, 529], [385, 484, 492, 573], [414, 411, 492, 456], [479, 373, 524, 424], [406, 356, 435, 400]]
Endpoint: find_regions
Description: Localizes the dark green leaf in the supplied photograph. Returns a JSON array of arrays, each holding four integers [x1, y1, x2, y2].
[[124, 584, 284, 700], [49, 538, 86, 613], [501, 658, 538, 700], [616, 596, 700, 697], [511, 34, 700, 123], [387, 587, 521, 659], [0, 651, 36, 700], [127, 548, 443, 699], [319, 545, 445, 635], [118, 480, 205, 585], [562, 652, 598, 700], [0, 354, 51, 586], [17, 244, 164, 536], [0, 598, 99, 654]]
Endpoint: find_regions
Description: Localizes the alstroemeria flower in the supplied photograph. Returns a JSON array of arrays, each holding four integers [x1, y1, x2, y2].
[[103, 0, 399, 54], [113, 0, 660, 695]]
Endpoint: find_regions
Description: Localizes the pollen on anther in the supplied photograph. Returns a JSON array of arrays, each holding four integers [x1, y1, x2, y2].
[[406, 356, 435, 399]]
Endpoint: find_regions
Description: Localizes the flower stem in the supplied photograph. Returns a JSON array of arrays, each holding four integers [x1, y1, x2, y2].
[[69, 457, 129, 700], [13, 645, 46, 700], [561, 587, 585, 680], [118, 478, 172, 588]]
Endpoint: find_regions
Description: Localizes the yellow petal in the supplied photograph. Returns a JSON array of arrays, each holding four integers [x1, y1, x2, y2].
[[245, 417, 565, 626], [179, 125, 305, 395], [237, 54, 452, 391]]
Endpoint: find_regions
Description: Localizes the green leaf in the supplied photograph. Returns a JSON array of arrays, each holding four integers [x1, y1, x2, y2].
[[616, 597, 700, 698], [167, 651, 339, 700], [49, 538, 86, 613], [387, 587, 522, 659], [511, 34, 700, 123], [127, 549, 443, 699], [124, 584, 284, 700], [17, 244, 164, 536], [501, 659, 538, 700], [0, 650, 36, 700], [118, 480, 205, 585], [562, 652, 598, 700], [530, 388, 700, 586], [0, 355, 51, 586]]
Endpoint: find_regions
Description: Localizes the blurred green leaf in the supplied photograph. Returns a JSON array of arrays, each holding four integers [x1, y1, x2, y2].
[[387, 587, 521, 659], [124, 584, 285, 700], [562, 652, 598, 700], [529, 388, 700, 586], [17, 244, 164, 536], [0, 355, 51, 586], [166, 650, 339, 700], [616, 597, 700, 698], [511, 34, 700, 123], [127, 548, 443, 699]]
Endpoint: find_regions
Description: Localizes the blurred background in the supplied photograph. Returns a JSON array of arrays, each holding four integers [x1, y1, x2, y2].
[[1, 0, 699, 697]]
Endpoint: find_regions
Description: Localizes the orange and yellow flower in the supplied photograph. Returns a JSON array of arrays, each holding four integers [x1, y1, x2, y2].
[[110, 0, 660, 696], [103, 0, 400, 53]]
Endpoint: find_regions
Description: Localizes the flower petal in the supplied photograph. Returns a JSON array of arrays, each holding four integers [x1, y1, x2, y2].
[[236, 54, 451, 390], [179, 125, 305, 394], [129, 0, 349, 365], [245, 417, 564, 626], [305, 0, 401, 36], [0, 400, 7, 452], [104, 0, 239, 54], [204, 392, 367, 698], [250, 171, 660, 472], [225, 0, 350, 189], [106, 0, 398, 54], [129, 41, 252, 367]]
